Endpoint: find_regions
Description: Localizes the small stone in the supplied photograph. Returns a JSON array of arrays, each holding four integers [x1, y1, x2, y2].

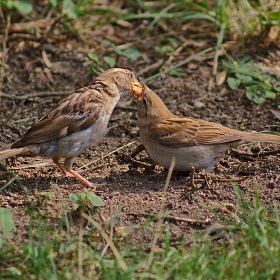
[[193, 100, 205, 108]]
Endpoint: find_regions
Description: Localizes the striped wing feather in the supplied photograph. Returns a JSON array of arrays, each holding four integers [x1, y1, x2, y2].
[[12, 87, 102, 148], [148, 117, 244, 147]]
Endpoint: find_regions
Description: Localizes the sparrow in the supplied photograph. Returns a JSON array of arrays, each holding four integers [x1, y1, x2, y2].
[[132, 82, 280, 172], [0, 68, 138, 188]]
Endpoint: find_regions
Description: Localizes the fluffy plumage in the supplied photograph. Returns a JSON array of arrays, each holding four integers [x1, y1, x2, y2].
[[0, 68, 138, 187], [132, 82, 280, 172]]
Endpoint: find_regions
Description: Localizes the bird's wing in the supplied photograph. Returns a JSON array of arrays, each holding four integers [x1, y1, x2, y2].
[[12, 87, 103, 147], [148, 117, 244, 147]]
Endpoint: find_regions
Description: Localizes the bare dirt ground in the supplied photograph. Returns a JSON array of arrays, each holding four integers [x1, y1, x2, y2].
[[1, 3, 280, 247]]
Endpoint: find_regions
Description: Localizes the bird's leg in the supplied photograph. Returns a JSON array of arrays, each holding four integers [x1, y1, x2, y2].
[[186, 166, 216, 194], [200, 170, 220, 196], [53, 158, 98, 188], [53, 158, 68, 175], [200, 169, 213, 189], [131, 144, 145, 157], [66, 169, 96, 188], [182, 165, 198, 199], [128, 144, 155, 171]]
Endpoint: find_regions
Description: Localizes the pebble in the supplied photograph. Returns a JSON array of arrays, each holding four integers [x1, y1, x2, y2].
[[193, 100, 205, 108]]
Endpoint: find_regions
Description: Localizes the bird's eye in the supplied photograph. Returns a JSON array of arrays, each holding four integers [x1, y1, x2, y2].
[[128, 73, 133, 78]]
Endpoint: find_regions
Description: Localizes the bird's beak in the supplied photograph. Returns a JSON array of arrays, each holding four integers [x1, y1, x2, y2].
[[132, 82, 144, 101]]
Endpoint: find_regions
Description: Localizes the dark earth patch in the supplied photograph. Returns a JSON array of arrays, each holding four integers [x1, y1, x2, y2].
[[1, 3, 280, 248]]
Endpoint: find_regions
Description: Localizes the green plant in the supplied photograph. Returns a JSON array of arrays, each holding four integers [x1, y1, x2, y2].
[[48, 0, 97, 20], [87, 53, 116, 74], [87, 40, 142, 73], [1, 185, 280, 279], [0, 208, 15, 248], [222, 57, 280, 104], [266, 124, 280, 136], [217, 0, 280, 38], [69, 189, 104, 209], [1, 0, 32, 14], [101, 40, 142, 61]]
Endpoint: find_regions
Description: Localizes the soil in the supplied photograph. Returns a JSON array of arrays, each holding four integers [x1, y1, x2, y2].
[[1, 3, 280, 248]]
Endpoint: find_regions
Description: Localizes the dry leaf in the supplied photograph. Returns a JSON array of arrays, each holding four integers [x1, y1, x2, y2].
[[42, 51, 52, 69], [216, 71, 227, 86]]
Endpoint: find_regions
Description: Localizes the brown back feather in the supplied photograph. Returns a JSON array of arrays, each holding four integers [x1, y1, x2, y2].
[[148, 117, 244, 147]]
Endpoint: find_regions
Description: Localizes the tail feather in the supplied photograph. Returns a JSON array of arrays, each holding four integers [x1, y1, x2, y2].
[[244, 132, 280, 144], [0, 147, 30, 161]]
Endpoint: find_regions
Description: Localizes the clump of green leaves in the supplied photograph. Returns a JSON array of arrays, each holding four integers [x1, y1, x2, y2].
[[0, 208, 15, 248], [101, 40, 142, 62], [2, 0, 32, 14], [1, 0, 90, 18], [48, 0, 97, 20], [2, 0, 101, 25], [87, 53, 117, 73], [217, 0, 280, 39], [87, 40, 142, 73], [69, 189, 104, 209], [222, 58, 280, 104]]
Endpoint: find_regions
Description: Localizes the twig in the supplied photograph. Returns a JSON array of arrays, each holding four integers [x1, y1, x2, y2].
[[164, 40, 192, 68], [231, 147, 280, 158], [137, 59, 165, 76], [78, 204, 85, 276], [142, 47, 215, 82], [116, 105, 137, 111], [0, 102, 17, 128], [78, 141, 136, 170], [9, 159, 53, 170], [13, 116, 37, 124], [130, 212, 207, 225], [0, 13, 11, 105], [43, 16, 63, 41], [7, 33, 42, 42], [213, 23, 226, 76], [167, 215, 208, 224], [0, 91, 70, 101], [213, 177, 248, 183], [0, 162, 29, 197], [100, 207, 115, 258], [127, 156, 153, 168]]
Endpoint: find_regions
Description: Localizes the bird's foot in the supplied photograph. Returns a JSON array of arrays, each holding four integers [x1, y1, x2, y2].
[[53, 159, 105, 190], [183, 167, 219, 196], [67, 169, 105, 189]]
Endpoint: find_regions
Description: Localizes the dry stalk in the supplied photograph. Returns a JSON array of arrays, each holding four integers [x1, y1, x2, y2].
[[0, 13, 11, 105], [144, 157, 175, 273], [82, 213, 128, 272]]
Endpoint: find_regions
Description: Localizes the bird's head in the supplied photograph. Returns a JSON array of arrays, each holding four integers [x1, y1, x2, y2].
[[95, 68, 138, 97], [132, 82, 173, 122]]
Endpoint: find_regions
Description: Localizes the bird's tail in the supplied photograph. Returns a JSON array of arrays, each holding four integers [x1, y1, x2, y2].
[[0, 147, 30, 161], [244, 132, 280, 144]]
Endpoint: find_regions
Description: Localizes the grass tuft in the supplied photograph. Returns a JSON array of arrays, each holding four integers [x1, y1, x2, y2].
[[1, 185, 280, 279]]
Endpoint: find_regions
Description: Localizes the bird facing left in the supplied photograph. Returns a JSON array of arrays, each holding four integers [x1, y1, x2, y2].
[[0, 68, 138, 188]]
